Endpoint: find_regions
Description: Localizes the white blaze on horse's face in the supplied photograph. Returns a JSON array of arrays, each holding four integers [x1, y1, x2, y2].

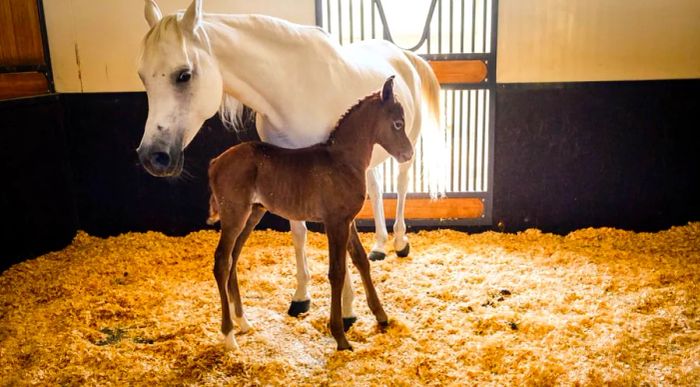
[[137, 0, 222, 177]]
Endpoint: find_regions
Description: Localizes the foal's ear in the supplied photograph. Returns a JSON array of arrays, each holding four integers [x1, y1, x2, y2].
[[381, 75, 396, 104], [181, 0, 203, 32], [144, 0, 162, 28]]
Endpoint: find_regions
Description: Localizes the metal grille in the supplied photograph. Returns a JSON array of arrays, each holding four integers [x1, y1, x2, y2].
[[316, 0, 497, 223]]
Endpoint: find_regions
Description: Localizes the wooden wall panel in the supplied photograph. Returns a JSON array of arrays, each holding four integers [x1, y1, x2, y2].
[[429, 60, 488, 84], [356, 197, 484, 220], [0, 0, 44, 65], [0, 72, 49, 99]]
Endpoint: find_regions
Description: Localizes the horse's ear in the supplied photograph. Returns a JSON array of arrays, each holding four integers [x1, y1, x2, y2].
[[381, 75, 396, 104], [181, 0, 203, 33], [144, 0, 162, 28]]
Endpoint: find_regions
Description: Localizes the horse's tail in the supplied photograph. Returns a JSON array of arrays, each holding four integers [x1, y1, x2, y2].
[[207, 158, 221, 225], [403, 50, 447, 199]]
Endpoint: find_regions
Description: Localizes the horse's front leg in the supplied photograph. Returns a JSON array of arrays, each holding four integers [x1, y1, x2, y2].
[[366, 166, 389, 261], [227, 204, 266, 333], [393, 159, 413, 257], [326, 220, 353, 351], [214, 205, 252, 350], [288, 220, 311, 316]]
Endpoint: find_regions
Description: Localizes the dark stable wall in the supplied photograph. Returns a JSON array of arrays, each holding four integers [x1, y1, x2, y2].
[[2, 79, 699, 271], [0, 95, 78, 272]]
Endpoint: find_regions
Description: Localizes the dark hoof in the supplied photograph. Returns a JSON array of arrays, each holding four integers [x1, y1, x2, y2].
[[368, 251, 386, 261], [337, 344, 354, 351], [379, 320, 389, 328], [287, 300, 310, 317], [343, 316, 357, 332], [396, 243, 410, 257]]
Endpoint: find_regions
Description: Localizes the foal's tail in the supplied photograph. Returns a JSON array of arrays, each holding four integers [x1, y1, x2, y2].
[[403, 50, 448, 199], [207, 158, 221, 225], [207, 194, 220, 225]]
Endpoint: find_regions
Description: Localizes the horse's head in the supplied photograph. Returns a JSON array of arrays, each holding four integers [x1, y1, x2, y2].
[[137, 0, 222, 177], [375, 76, 414, 164]]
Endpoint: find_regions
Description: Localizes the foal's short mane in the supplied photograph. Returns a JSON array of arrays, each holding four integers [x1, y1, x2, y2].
[[325, 91, 382, 145]]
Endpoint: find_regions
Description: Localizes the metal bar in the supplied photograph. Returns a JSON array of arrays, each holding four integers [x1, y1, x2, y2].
[[371, 0, 376, 38], [372, 0, 438, 51], [483, 0, 488, 53], [457, 90, 463, 190], [360, 0, 365, 40], [315, 0, 323, 27], [460, 0, 465, 52], [471, 0, 477, 52], [450, 89, 456, 190], [449, 0, 454, 54], [349, 0, 354, 43], [438, 0, 442, 53], [338, 0, 343, 43]]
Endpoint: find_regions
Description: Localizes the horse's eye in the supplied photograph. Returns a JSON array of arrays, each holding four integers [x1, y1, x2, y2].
[[393, 120, 404, 131], [176, 70, 192, 83]]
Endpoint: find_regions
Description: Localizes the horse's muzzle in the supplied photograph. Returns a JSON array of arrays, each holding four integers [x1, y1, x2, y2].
[[137, 147, 184, 177]]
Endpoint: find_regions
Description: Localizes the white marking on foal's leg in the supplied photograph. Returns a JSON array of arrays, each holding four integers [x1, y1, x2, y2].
[[223, 330, 240, 351], [228, 303, 252, 333], [394, 161, 412, 254], [341, 260, 355, 319], [366, 167, 388, 260], [290, 220, 311, 302]]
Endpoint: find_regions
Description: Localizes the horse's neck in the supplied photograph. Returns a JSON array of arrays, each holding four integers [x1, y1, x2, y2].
[[204, 15, 347, 134], [327, 105, 377, 169]]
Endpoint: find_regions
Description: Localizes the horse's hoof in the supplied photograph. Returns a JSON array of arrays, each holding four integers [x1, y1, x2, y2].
[[396, 243, 410, 257], [378, 319, 389, 330], [368, 251, 386, 261], [343, 316, 358, 332], [288, 300, 311, 317]]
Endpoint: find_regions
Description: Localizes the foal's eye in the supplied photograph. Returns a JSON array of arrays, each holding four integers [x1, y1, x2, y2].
[[176, 70, 192, 83], [393, 120, 404, 131]]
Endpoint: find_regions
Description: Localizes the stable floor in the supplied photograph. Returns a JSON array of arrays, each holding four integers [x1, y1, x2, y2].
[[1, 224, 699, 385]]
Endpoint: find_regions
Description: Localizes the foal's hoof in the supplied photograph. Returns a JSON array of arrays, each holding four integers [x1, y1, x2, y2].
[[378, 319, 390, 331], [337, 343, 354, 351], [396, 243, 410, 258], [343, 316, 358, 332], [368, 251, 386, 261], [287, 300, 311, 317]]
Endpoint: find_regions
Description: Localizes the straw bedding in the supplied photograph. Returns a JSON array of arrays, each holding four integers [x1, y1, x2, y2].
[[1, 223, 699, 385]]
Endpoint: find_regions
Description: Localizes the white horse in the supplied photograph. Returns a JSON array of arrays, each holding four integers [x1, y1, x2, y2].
[[136, 0, 445, 341]]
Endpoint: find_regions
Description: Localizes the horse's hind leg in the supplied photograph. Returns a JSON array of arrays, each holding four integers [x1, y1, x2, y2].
[[393, 159, 413, 257], [214, 204, 252, 350], [366, 167, 389, 261], [227, 204, 266, 333], [347, 221, 388, 326]]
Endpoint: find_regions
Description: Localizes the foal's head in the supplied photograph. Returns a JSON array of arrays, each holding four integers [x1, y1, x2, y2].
[[371, 76, 414, 164]]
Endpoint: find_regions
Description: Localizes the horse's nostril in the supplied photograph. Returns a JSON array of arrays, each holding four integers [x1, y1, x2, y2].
[[150, 152, 171, 168]]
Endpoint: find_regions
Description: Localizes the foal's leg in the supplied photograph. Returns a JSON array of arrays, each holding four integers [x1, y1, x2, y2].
[[214, 205, 252, 350], [366, 166, 389, 261], [227, 204, 266, 333], [393, 159, 413, 257], [288, 220, 311, 316], [326, 220, 353, 351], [347, 221, 389, 326]]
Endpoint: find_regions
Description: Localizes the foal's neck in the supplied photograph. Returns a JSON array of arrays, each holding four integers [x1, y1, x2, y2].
[[325, 97, 380, 170]]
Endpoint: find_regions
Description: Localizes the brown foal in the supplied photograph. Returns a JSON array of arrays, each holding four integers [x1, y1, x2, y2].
[[208, 76, 413, 351]]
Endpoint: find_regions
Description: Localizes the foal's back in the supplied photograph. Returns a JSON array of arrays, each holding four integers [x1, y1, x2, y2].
[[209, 141, 366, 223]]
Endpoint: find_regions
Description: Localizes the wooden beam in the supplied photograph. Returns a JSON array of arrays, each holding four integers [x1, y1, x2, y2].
[[0, 72, 49, 99], [429, 60, 488, 84], [356, 197, 484, 220]]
